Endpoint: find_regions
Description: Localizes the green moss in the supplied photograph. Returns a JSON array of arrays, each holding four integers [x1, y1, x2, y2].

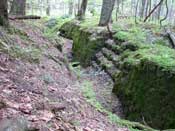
[[44, 17, 72, 39], [114, 26, 146, 45], [81, 81, 156, 131], [113, 44, 175, 129], [124, 44, 175, 71], [60, 20, 106, 66], [7, 27, 29, 41], [79, 16, 99, 28], [9, 45, 42, 63], [111, 20, 175, 130], [114, 31, 130, 41]]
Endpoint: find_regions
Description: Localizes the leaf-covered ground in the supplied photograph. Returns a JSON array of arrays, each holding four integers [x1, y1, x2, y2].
[[0, 20, 130, 131]]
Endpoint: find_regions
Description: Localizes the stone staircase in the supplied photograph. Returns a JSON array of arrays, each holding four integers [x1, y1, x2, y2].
[[93, 39, 122, 81]]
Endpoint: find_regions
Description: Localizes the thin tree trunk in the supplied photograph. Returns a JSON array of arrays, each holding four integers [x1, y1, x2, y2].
[[160, 0, 168, 27], [46, 0, 50, 16], [145, 0, 149, 17], [77, 0, 88, 20], [168, 0, 174, 24], [156, 1, 161, 21], [69, 0, 74, 16], [116, 0, 120, 21], [140, 0, 146, 19], [144, 0, 164, 22], [135, 0, 139, 24]]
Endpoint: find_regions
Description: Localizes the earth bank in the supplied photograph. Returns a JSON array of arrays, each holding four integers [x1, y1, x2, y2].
[[59, 20, 175, 130]]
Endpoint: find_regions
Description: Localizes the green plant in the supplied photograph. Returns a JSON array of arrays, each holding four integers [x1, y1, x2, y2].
[[82, 81, 104, 112], [81, 81, 155, 131], [7, 27, 30, 41], [44, 17, 72, 39], [9, 45, 42, 63]]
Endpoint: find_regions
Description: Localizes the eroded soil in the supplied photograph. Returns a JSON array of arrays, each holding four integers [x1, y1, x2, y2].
[[0, 20, 127, 131]]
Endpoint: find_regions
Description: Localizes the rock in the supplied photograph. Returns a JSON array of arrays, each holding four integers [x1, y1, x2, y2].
[[59, 21, 107, 66]]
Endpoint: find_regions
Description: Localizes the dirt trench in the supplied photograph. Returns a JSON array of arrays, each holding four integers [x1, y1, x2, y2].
[[62, 38, 124, 118], [0, 20, 128, 131]]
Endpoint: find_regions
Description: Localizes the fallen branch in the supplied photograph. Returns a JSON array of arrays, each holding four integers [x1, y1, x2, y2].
[[9, 15, 41, 20], [144, 0, 164, 22]]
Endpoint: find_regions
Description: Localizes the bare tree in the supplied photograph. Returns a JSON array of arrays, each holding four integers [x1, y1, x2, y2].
[[157, 1, 163, 20], [77, 0, 88, 20], [69, 0, 74, 16], [46, 0, 50, 16], [145, 0, 149, 18], [0, 0, 8, 26], [99, 0, 115, 26], [140, 0, 146, 19]]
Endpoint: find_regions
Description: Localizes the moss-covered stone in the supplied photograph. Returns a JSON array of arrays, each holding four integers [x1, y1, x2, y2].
[[60, 19, 175, 130], [59, 20, 108, 66], [113, 46, 175, 129]]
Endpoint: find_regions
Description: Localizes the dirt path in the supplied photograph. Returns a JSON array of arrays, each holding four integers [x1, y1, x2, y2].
[[0, 20, 128, 131]]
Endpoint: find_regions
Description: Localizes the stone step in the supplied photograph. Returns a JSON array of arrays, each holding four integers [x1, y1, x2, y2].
[[95, 52, 120, 80], [104, 39, 122, 54], [101, 48, 120, 67], [92, 60, 101, 71]]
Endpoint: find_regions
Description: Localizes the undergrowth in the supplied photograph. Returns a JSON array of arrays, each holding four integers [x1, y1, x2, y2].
[[79, 16, 100, 28], [111, 19, 175, 72], [123, 44, 175, 72], [44, 17, 72, 38], [0, 39, 42, 63], [81, 81, 156, 131]]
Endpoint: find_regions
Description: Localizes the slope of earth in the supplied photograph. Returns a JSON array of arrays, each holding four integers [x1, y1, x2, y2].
[[0, 19, 130, 131], [59, 17, 175, 130]]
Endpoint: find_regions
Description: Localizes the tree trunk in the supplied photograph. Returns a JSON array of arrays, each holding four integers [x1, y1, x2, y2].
[[0, 0, 8, 26], [10, 0, 26, 16], [135, 0, 139, 23], [140, 0, 146, 19], [99, 0, 115, 26], [77, 0, 88, 20], [145, 0, 149, 17], [116, 0, 120, 21], [69, 0, 74, 16], [46, 0, 50, 16], [157, 1, 162, 21]]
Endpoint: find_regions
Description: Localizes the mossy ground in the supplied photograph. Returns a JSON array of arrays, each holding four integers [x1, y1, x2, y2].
[[0, 27, 42, 63], [112, 19, 175, 129], [81, 80, 156, 131], [44, 17, 72, 39], [52, 17, 175, 130]]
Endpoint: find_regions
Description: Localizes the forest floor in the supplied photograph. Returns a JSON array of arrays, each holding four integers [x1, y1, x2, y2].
[[0, 20, 129, 131]]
